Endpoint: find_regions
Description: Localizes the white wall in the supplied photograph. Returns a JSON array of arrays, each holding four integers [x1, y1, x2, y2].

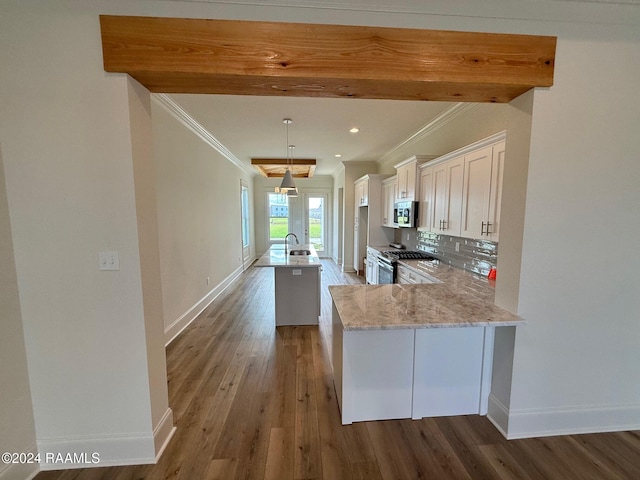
[[0, 150, 38, 480], [505, 31, 640, 437], [0, 1, 172, 470], [2, 3, 640, 477], [128, 80, 173, 448], [152, 100, 255, 344]]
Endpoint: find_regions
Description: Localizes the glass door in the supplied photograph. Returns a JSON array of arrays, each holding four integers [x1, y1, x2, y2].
[[305, 194, 327, 257]]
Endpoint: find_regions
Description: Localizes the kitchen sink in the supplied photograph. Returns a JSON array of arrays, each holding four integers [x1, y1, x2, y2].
[[289, 249, 311, 256]]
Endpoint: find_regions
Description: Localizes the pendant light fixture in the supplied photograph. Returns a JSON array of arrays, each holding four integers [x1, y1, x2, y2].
[[285, 144, 298, 197], [275, 118, 298, 196]]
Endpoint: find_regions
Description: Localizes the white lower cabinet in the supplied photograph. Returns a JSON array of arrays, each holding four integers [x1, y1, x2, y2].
[[332, 307, 496, 424], [337, 327, 415, 424], [412, 327, 490, 419], [397, 263, 440, 284], [365, 247, 379, 284]]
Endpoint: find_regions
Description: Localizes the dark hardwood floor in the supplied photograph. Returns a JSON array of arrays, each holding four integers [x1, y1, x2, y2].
[[36, 260, 640, 480]]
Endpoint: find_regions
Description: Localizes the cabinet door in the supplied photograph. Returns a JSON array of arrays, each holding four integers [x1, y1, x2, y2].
[[397, 265, 410, 284], [362, 178, 369, 206], [443, 157, 464, 237], [461, 146, 493, 240], [431, 163, 448, 232], [382, 180, 396, 226], [396, 162, 418, 201], [405, 162, 417, 201], [412, 327, 485, 418], [371, 255, 378, 284], [395, 164, 406, 201], [356, 179, 369, 207], [487, 141, 505, 242], [418, 167, 433, 230]]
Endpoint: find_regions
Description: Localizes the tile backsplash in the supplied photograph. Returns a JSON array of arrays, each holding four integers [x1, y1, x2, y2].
[[416, 231, 498, 276]]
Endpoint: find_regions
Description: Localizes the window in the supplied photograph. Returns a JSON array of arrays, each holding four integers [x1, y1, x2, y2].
[[268, 192, 289, 241], [241, 181, 251, 268], [241, 183, 250, 248]]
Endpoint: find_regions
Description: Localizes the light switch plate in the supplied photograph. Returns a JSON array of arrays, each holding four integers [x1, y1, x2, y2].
[[99, 251, 120, 271]]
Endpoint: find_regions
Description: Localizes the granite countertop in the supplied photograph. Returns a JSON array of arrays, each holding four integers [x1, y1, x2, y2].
[[329, 257, 523, 331], [254, 244, 321, 268]]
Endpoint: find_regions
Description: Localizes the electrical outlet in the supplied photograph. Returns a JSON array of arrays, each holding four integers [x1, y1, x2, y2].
[[406, 233, 410, 240], [455, 242, 460, 253], [99, 251, 120, 271]]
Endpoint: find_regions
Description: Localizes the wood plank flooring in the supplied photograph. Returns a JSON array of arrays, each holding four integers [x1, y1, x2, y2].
[[36, 260, 640, 480]]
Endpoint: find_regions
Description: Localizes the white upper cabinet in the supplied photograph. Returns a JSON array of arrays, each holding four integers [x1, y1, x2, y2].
[[382, 175, 398, 227], [394, 156, 429, 202], [429, 156, 464, 236], [460, 141, 505, 241], [440, 156, 464, 237], [418, 132, 506, 241], [418, 166, 433, 230], [487, 141, 505, 242], [460, 146, 493, 239], [355, 176, 369, 207]]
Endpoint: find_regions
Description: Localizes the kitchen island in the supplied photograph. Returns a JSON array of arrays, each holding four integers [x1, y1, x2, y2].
[[255, 244, 321, 326], [329, 262, 524, 425]]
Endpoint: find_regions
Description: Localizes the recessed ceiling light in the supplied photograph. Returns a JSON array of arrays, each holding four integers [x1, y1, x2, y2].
[[334, 154, 342, 158], [349, 127, 360, 133]]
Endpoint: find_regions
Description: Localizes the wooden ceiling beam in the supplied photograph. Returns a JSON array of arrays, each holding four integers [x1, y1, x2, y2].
[[251, 159, 317, 166], [99, 16, 556, 103], [251, 158, 317, 178]]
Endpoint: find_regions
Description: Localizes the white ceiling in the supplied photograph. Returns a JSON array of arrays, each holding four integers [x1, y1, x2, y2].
[[169, 94, 453, 176]]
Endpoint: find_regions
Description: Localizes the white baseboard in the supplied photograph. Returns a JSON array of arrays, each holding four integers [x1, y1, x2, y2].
[[32, 412, 175, 473], [37, 431, 156, 471], [487, 394, 640, 439], [153, 408, 176, 460], [243, 255, 255, 271], [486, 393, 510, 438], [164, 264, 245, 345], [0, 443, 40, 480]]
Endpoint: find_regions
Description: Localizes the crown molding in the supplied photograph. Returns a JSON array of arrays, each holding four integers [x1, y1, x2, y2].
[[379, 103, 479, 166], [418, 130, 507, 169], [151, 94, 255, 176]]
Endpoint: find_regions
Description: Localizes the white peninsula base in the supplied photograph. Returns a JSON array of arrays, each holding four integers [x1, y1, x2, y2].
[[332, 303, 495, 424]]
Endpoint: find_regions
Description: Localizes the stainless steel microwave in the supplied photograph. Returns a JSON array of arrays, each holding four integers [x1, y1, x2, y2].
[[395, 201, 418, 228]]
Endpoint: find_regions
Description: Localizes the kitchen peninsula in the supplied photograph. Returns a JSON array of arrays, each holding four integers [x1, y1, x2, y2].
[[255, 244, 321, 326], [329, 262, 524, 425]]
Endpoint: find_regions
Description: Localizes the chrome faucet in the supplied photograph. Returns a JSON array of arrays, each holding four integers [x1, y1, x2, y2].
[[284, 233, 299, 250]]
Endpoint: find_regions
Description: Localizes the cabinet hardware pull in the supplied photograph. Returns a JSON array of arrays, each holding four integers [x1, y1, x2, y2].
[[481, 222, 486, 235], [486, 222, 492, 235]]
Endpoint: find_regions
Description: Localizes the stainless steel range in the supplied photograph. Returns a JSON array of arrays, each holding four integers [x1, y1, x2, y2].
[[377, 250, 436, 284]]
